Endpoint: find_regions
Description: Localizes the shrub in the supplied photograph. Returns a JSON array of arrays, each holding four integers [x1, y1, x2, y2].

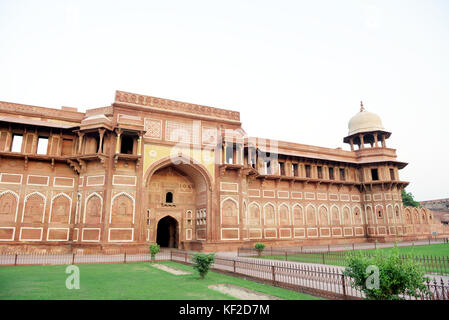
[[343, 246, 430, 300], [191, 253, 215, 279], [149, 244, 160, 261], [254, 243, 266, 257]]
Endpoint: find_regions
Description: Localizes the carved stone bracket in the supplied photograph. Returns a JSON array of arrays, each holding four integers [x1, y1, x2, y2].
[[77, 159, 87, 173], [67, 159, 81, 174]]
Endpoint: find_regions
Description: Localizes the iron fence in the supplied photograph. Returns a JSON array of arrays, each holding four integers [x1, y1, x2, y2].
[[238, 243, 449, 276], [0, 249, 448, 300]]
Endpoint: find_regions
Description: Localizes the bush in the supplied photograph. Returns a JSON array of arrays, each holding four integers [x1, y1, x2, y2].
[[254, 243, 266, 257], [343, 246, 430, 300], [191, 253, 215, 279], [149, 244, 160, 261]]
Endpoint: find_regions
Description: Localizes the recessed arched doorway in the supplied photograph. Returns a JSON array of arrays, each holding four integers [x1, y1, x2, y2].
[[156, 216, 179, 248]]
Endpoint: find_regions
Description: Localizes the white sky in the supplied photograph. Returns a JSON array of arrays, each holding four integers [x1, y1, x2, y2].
[[1, 0, 448, 201]]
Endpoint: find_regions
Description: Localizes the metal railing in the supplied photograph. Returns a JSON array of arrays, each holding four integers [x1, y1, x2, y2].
[[0, 248, 448, 300]]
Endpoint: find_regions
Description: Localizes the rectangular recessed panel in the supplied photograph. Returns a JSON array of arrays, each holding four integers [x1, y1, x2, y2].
[[47, 228, 69, 241], [0, 173, 22, 184], [20, 228, 42, 241], [109, 228, 134, 242], [0, 227, 15, 241]]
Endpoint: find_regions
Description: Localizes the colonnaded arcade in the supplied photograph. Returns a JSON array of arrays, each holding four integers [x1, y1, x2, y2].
[[0, 90, 447, 253]]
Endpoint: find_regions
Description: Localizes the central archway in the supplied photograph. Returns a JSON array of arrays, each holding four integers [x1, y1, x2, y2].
[[143, 154, 214, 246], [156, 216, 179, 248]]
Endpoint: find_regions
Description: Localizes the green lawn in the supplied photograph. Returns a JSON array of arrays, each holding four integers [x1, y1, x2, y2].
[[260, 243, 449, 274], [0, 261, 321, 300]]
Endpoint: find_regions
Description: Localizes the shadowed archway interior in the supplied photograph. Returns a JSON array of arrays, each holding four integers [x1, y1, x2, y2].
[[156, 216, 179, 248]]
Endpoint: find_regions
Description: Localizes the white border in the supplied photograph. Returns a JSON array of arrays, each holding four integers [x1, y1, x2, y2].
[[110, 192, 135, 224], [84, 192, 103, 223], [108, 228, 134, 242], [306, 227, 318, 238], [19, 227, 43, 241], [86, 175, 105, 187], [0, 227, 15, 241], [112, 175, 137, 186], [0, 173, 22, 184], [82, 228, 101, 242], [220, 197, 239, 225], [279, 228, 292, 239], [220, 228, 240, 240], [0, 190, 20, 222], [47, 228, 70, 241], [293, 227, 306, 239], [263, 202, 276, 225], [26, 175, 49, 186], [53, 177, 74, 188], [48, 192, 72, 224], [264, 228, 277, 239], [220, 182, 238, 192], [22, 192, 46, 223]]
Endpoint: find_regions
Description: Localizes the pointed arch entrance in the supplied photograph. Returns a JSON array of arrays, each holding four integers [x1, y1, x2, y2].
[[156, 216, 179, 248], [143, 154, 214, 247]]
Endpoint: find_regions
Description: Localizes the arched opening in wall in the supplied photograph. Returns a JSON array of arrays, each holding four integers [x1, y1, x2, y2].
[[165, 192, 173, 203], [120, 135, 134, 154], [146, 156, 212, 246], [156, 216, 179, 248]]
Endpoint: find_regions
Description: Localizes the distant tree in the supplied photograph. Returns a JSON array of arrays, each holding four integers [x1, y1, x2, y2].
[[401, 190, 420, 207]]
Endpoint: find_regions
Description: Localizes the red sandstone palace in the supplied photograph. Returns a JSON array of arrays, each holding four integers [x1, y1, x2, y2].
[[0, 90, 447, 253]]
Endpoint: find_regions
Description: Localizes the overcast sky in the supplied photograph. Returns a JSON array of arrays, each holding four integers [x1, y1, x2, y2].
[[1, 0, 448, 201]]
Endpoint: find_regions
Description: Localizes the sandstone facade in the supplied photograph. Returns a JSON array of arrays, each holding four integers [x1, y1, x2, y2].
[[0, 91, 447, 253]]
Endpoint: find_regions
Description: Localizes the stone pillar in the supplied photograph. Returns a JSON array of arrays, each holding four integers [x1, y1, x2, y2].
[[137, 134, 142, 156], [381, 135, 386, 148], [374, 133, 379, 147], [359, 134, 365, 149], [77, 132, 84, 154], [349, 138, 354, 151], [98, 129, 105, 154], [115, 129, 122, 154]]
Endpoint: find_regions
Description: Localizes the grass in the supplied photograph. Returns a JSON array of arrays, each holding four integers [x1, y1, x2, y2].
[[260, 243, 449, 274], [0, 261, 321, 300]]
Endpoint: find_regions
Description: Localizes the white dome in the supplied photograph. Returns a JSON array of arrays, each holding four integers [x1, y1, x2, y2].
[[348, 104, 385, 136]]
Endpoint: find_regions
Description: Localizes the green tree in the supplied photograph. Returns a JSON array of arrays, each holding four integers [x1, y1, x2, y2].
[[343, 246, 430, 300], [254, 243, 266, 257], [149, 244, 160, 262], [401, 189, 420, 207], [191, 253, 215, 279]]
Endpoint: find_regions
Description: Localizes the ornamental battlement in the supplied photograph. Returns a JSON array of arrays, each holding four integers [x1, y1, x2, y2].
[[114, 90, 240, 122]]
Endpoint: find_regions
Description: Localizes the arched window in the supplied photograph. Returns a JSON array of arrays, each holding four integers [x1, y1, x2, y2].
[[165, 192, 173, 203]]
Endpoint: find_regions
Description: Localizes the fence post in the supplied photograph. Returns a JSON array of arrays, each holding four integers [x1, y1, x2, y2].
[[237, 248, 240, 257], [233, 260, 236, 273], [272, 265, 276, 285], [352, 243, 355, 251], [328, 244, 330, 252], [72, 253, 75, 265], [285, 251, 288, 261], [341, 274, 347, 299], [124, 252, 127, 263], [14, 254, 18, 266], [185, 252, 188, 262], [322, 253, 325, 265], [170, 250, 173, 261]]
